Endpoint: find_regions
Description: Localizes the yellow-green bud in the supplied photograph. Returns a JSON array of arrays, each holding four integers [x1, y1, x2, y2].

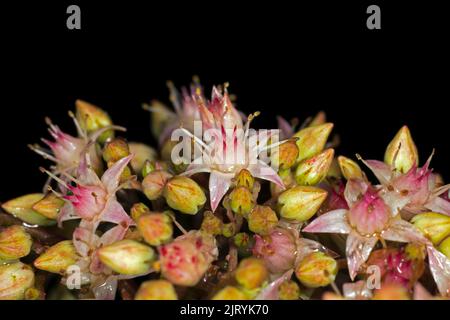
[[34, 240, 78, 275], [97, 240, 155, 275], [212, 286, 248, 300], [271, 140, 299, 170], [295, 148, 334, 186], [0, 226, 32, 261], [248, 205, 278, 235], [338, 155, 365, 180], [103, 138, 130, 163], [278, 280, 300, 300], [295, 252, 338, 288], [271, 168, 295, 197], [293, 123, 333, 163], [1, 193, 56, 226], [235, 169, 255, 190], [384, 125, 419, 173], [24, 287, 44, 300], [75, 99, 114, 144], [438, 236, 450, 259], [130, 202, 151, 222], [142, 170, 173, 200], [163, 176, 206, 214], [222, 223, 236, 238], [135, 280, 178, 300], [137, 213, 173, 246], [235, 257, 269, 290], [233, 232, 254, 257], [0, 262, 35, 300], [128, 142, 157, 174], [141, 160, 156, 177], [200, 211, 223, 236], [405, 243, 427, 261], [32, 193, 65, 220], [309, 111, 326, 127], [229, 186, 255, 216], [411, 212, 450, 245], [278, 186, 327, 222]]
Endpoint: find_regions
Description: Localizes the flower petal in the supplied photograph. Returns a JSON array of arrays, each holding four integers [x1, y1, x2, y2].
[[382, 218, 427, 243], [346, 231, 378, 280], [73, 226, 98, 257], [427, 245, 450, 297], [98, 225, 128, 247], [425, 196, 450, 216], [254, 269, 294, 300], [98, 198, 135, 229], [303, 209, 351, 234], [76, 154, 102, 186], [344, 179, 369, 207], [343, 280, 372, 300], [92, 275, 118, 300], [101, 155, 133, 194], [57, 203, 80, 227], [209, 171, 232, 212], [359, 158, 392, 185], [248, 161, 284, 188], [413, 282, 433, 300]]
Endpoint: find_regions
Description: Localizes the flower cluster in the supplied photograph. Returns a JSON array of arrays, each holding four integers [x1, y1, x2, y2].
[[0, 81, 449, 300]]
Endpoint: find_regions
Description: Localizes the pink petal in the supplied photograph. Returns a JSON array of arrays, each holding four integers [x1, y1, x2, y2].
[[346, 231, 378, 280], [255, 270, 294, 300], [344, 179, 369, 207], [99, 225, 128, 247], [360, 159, 392, 185], [303, 209, 351, 234], [98, 198, 135, 229], [76, 154, 102, 186], [427, 245, 450, 297], [381, 190, 411, 217], [92, 275, 118, 300], [277, 116, 294, 140], [413, 283, 433, 300], [73, 227, 98, 257], [425, 196, 450, 216], [382, 218, 427, 244], [57, 203, 80, 227], [248, 161, 284, 188], [209, 171, 232, 212], [101, 155, 133, 194]]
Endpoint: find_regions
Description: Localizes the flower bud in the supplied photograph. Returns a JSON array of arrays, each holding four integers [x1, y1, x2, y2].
[[233, 232, 254, 257], [147, 100, 173, 139], [372, 284, 410, 300], [1, 193, 56, 226], [130, 202, 151, 222], [163, 176, 206, 214], [327, 158, 342, 179], [295, 148, 334, 186], [141, 160, 156, 177], [235, 257, 269, 290], [0, 262, 35, 300], [32, 193, 65, 220], [142, 170, 173, 200], [222, 223, 236, 238], [271, 140, 299, 170], [278, 280, 300, 300], [235, 169, 254, 190], [411, 212, 450, 245], [309, 111, 327, 127], [0, 226, 32, 261], [253, 228, 297, 274], [75, 99, 114, 144], [270, 168, 295, 197], [129, 142, 157, 174], [295, 252, 338, 288], [24, 287, 44, 300], [200, 211, 223, 236], [97, 240, 155, 275], [277, 186, 327, 222], [135, 280, 178, 300], [248, 206, 278, 235], [212, 286, 248, 300], [137, 213, 173, 246], [34, 240, 78, 275], [229, 186, 255, 216], [384, 125, 419, 173], [338, 156, 365, 180], [438, 236, 450, 259], [293, 123, 333, 163], [103, 138, 130, 163]]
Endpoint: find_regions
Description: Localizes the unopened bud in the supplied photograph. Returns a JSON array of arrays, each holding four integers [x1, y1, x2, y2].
[[147, 101, 173, 139], [411, 212, 450, 245], [295, 252, 338, 288], [338, 156, 365, 180], [384, 126, 419, 173], [277, 186, 327, 222], [278, 280, 300, 300], [0, 226, 32, 261], [24, 287, 44, 300], [142, 170, 173, 200], [163, 176, 206, 215], [233, 232, 254, 257], [222, 223, 236, 238], [309, 111, 327, 127], [137, 213, 173, 246], [128, 142, 157, 174], [141, 160, 156, 177], [32, 193, 65, 220], [438, 236, 450, 259], [0, 262, 35, 300], [34, 240, 78, 275], [212, 286, 248, 300], [293, 123, 333, 163], [295, 149, 334, 186], [235, 257, 269, 290], [235, 169, 254, 190], [200, 211, 223, 236], [271, 168, 295, 197], [130, 202, 151, 221], [135, 280, 178, 300], [271, 140, 299, 170], [97, 240, 155, 275], [1, 193, 56, 226], [248, 205, 278, 235], [229, 186, 255, 216], [75, 99, 114, 144], [103, 138, 130, 163]]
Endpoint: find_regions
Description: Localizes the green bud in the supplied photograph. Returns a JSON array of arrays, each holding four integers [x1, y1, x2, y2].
[[200, 211, 223, 236], [98, 240, 155, 275], [338, 155, 364, 180], [271, 140, 299, 170], [278, 280, 300, 300], [235, 257, 269, 290], [235, 169, 255, 190], [295, 252, 338, 288], [142, 170, 173, 200], [130, 202, 151, 222], [233, 232, 254, 257], [1, 193, 56, 226], [32, 193, 65, 220], [212, 286, 248, 300], [75, 99, 114, 144], [103, 138, 130, 163], [163, 176, 206, 214], [229, 186, 255, 216], [137, 213, 173, 246], [128, 142, 157, 174], [0, 262, 35, 300], [278, 186, 328, 222], [384, 125, 419, 173], [248, 205, 278, 235], [411, 212, 450, 245], [438, 236, 450, 259], [222, 223, 236, 238], [34, 240, 78, 275], [135, 279, 178, 300], [295, 149, 334, 186], [141, 160, 156, 177], [146, 100, 173, 139], [0, 226, 32, 261], [293, 123, 334, 163]]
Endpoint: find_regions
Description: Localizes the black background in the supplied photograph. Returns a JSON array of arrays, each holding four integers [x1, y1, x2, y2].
[[1, 1, 449, 200]]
